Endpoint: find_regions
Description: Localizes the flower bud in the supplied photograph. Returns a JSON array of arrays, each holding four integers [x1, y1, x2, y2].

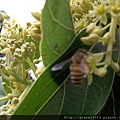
[[0, 43, 4, 48], [10, 46, 15, 52], [26, 22, 32, 27], [27, 25, 34, 31], [103, 32, 109, 38], [72, 4, 83, 14], [1, 34, 7, 38], [11, 97, 19, 105], [101, 32, 109, 45], [80, 0, 91, 11], [111, 61, 119, 72], [14, 53, 19, 57], [18, 54, 22, 59], [33, 59, 40, 64], [18, 40, 23, 46], [21, 49, 26, 56], [90, 26, 104, 36], [1, 105, 7, 110], [31, 11, 41, 21], [81, 33, 99, 45], [8, 93, 13, 99], [30, 32, 41, 42], [88, 33, 100, 43], [2, 82, 7, 87], [32, 28, 41, 34], [97, 67, 107, 77], [29, 49, 33, 55], [0, 11, 9, 21], [25, 42, 30, 47], [30, 42, 36, 51], [15, 48, 21, 53], [23, 28, 29, 41], [33, 21, 41, 29], [81, 36, 92, 45], [86, 23, 96, 34]]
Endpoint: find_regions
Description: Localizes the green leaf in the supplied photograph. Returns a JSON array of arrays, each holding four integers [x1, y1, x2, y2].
[[10, 26, 89, 118], [37, 29, 120, 115], [40, 0, 75, 66], [11, 28, 119, 118], [98, 75, 120, 115]]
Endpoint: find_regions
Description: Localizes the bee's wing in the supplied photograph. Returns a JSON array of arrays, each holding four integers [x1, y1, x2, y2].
[[51, 58, 72, 71], [79, 61, 89, 74]]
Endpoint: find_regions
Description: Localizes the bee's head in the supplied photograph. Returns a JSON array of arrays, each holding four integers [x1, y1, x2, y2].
[[72, 48, 88, 64]]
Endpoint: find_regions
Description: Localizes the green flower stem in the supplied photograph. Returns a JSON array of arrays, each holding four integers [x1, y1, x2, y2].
[[0, 96, 9, 102], [5, 67, 32, 85], [11, 70, 32, 85], [6, 105, 14, 114], [96, 62, 105, 67], [0, 70, 16, 81], [6, 99, 11, 106], [21, 61, 26, 80], [26, 57, 36, 74], [0, 93, 19, 102], [19, 85, 31, 99], [102, 23, 111, 31], [16, 85, 31, 105], [105, 16, 118, 65]]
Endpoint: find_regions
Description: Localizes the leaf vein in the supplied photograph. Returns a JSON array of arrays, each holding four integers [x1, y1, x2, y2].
[[46, 36, 61, 56], [58, 83, 66, 115], [80, 85, 89, 114], [48, 0, 74, 31]]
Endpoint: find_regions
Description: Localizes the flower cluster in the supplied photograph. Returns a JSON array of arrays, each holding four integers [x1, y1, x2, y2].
[[27, 11, 41, 42], [70, 0, 120, 33], [70, 0, 92, 33], [0, 11, 42, 115], [70, 0, 120, 85]]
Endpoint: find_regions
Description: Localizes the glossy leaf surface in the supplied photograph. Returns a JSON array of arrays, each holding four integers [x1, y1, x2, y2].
[[40, 0, 75, 66], [11, 28, 90, 119], [37, 29, 120, 115]]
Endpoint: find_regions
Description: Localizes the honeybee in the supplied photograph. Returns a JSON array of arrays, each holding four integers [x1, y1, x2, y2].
[[51, 48, 90, 86]]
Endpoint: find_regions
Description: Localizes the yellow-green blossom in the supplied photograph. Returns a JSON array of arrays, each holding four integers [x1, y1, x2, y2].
[[88, 3, 111, 25]]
